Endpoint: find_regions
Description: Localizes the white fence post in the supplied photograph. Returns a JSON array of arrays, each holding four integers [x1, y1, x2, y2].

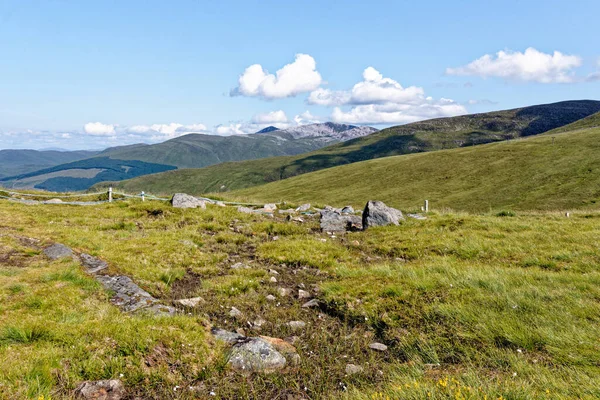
[[141, 191, 145, 202], [424, 200, 429, 213], [108, 187, 113, 203]]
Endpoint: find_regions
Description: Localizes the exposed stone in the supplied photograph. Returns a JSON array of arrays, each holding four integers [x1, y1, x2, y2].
[[301, 299, 320, 308], [285, 321, 306, 331], [260, 335, 300, 366], [265, 294, 276, 302], [74, 379, 125, 400], [369, 342, 388, 352], [212, 328, 246, 344], [277, 287, 291, 297], [341, 206, 354, 214], [79, 253, 108, 274], [264, 203, 278, 212], [320, 210, 362, 232], [298, 289, 311, 299], [237, 206, 254, 214], [362, 201, 404, 229], [296, 204, 311, 212], [229, 307, 243, 318], [253, 317, 267, 328], [171, 193, 206, 209], [407, 213, 427, 220], [44, 198, 63, 204], [269, 269, 279, 275], [269, 276, 277, 283], [174, 297, 205, 308], [228, 337, 286, 372], [230, 262, 250, 269], [43, 243, 73, 260], [345, 364, 364, 375], [95, 275, 174, 315]]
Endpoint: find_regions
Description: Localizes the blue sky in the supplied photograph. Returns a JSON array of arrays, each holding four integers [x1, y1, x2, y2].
[[1, 0, 599, 150]]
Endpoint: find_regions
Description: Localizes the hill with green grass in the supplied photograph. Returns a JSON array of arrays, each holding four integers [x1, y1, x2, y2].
[[0, 149, 97, 179], [229, 117, 600, 212], [101, 100, 600, 195]]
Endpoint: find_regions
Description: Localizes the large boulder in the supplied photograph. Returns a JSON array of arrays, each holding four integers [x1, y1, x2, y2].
[[43, 244, 73, 260], [171, 193, 206, 209], [74, 380, 125, 400], [320, 210, 362, 232], [228, 337, 287, 373], [362, 201, 404, 229]]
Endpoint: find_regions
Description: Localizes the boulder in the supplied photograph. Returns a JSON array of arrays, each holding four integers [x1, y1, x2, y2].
[[320, 210, 362, 232], [228, 337, 287, 372], [171, 193, 206, 209], [43, 244, 73, 260], [79, 253, 108, 274], [296, 204, 311, 212], [362, 201, 404, 229], [74, 379, 125, 400]]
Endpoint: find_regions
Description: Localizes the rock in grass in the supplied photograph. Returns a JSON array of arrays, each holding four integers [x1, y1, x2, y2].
[[174, 297, 205, 308], [302, 299, 320, 308], [171, 193, 206, 209], [296, 203, 311, 212], [285, 321, 306, 331], [79, 253, 108, 274], [369, 342, 388, 352], [345, 364, 364, 375], [265, 294, 276, 302], [212, 328, 246, 344], [74, 379, 125, 400], [298, 289, 311, 299], [362, 201, 404, 229], [229, 307, 243, 318], [228, 337, 286, 372], [95, 275, 169, 314], [264, 203, 278, 212], [320, 209, 362, 232], [43, 243, 72, 260], [269, 276, 278, 283], [341, 206, 354, 214], [230, 262, 250, 270], [277, 287, 291, 297]]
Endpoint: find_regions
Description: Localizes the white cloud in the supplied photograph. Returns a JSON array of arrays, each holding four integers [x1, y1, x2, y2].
[[83, 122, 116, 136], [251, 110, 289, 124], [215, 124, 246, 135], [293, 111, 322, 126], [233, 54, 322, 99], [446, 47, 582, 83], [308, 67, 466, 125], [127, 123, 207, 139]]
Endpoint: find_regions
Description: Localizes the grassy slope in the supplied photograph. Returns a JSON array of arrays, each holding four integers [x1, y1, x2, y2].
[[230, 123, 600, 212], [99, 100, 600, 195], [1, 199, 599, 398], [0, 149, 97, 179]]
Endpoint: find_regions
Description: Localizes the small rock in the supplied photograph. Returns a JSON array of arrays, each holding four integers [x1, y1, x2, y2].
[[285, 321, 306, 331], [302, 299, 320, 308], [229, 307, 243, 318], [174, 297, 205, 308], [74, 379, 125, 400], [212, 328, 246, 344], [237, 206, 254, 214], [43, 244, 73, 260], [298, 289, 311, 299], [271, 236, 279, 241], [345, 364, 364, 375], [296, 204, 311, 212], [228, 338, 286, 373], [369, 342, 388, 352], [269, 269, 279, 275], [291, 217, 304, 223], [277, 287, 291, 297], [264, 203, 278, 212], [253, 317, 267, 327], [269, 276, 278, 283], [215, 201, 226, 207], [351, 240, 360, 246], [44, 198, 63, 204], [171, 193, 206, 209], [265, 294, 276, 302], [407, 213, 427, 220], [231, 262, 250, 269], [79, 253, 108, 274]]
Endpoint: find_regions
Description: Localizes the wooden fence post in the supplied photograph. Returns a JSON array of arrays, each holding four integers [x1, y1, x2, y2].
[[424, 200, 429, 213], [108, 187, 113, 203]]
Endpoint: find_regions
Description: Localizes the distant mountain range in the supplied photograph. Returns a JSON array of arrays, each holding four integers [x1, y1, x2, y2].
[[0, 123, 377, 191], [0, 149, 98, 179], [100, 100, 600, 196]]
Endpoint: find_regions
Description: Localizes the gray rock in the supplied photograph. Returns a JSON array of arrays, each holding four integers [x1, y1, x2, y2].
[[174, 297, 205, 308], [407, 213, 427, 220], [302, 299, 320, 308], [79, 253, 108, 274], [212, 328, 246, 344], [269, 276, 277, 283], [264, 203, 277, 212], [265, 294, 276, 302], [228, 338, 286, 372], [298, 289, 311, 299], [229, 307, 243, 318], [285, 321, 306, 331], [95, 275, 161, 313], [369, 342, 388, 352], [345, 364, 364, 375], [320, 210, 362, 232], [44, 198, 63, 204], [362, 201, 404, 229], [269, 269, 279, 275], [74, 379, 125, 400], [237, 206, 254, 214], [231, 262, 250, 270], [253, 317, 267, 327], [277, 287, 291, 297], [341, 206, 354, 214], [43, 244, 73, 260], [296, 203, 311, 212], [171, 193, 206, 209]]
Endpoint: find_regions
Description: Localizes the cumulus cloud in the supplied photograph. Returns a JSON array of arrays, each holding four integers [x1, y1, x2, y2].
[[83, 122, 116, 136], [308, 67, 466, 125], [215, 123, 246, 135], [446, 47, 582, 83], [232, 54, 322, 99], [127, 123, 207, 139], [251, 110, 289, 124]]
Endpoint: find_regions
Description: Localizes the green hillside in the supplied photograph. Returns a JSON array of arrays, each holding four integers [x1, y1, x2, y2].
[[0, 149, 97, 179], [101, 100, 600, 195], [230, 122, 600, 212]]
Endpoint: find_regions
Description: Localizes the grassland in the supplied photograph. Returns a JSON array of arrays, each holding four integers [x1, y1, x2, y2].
[[96, 101, 600, 195], [1, 197, 600, 399], [229, 124, 600, 212]]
